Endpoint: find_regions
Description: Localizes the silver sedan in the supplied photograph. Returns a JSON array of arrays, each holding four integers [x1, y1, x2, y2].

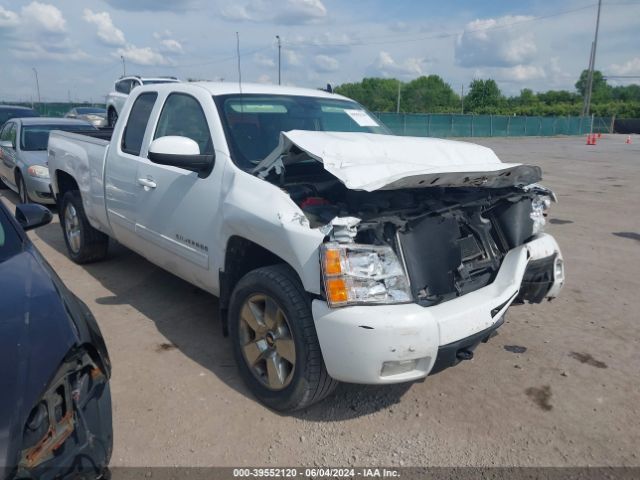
[[65, 106, 108, 128], [0, 117, 96, 204]]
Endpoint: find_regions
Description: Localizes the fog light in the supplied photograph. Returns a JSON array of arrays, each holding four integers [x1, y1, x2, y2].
[[554, 258, 564, 282], [381, 359, 418, 377]]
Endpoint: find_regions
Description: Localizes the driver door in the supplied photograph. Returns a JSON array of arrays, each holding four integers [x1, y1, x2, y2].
[[134, 91, 220, 291]]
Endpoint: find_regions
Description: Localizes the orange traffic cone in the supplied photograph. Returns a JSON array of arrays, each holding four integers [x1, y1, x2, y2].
[[626, 135, 632, 144], [597, 132, 602, 138], [586, 134, 592, 145], [586, 134, 596, 145]]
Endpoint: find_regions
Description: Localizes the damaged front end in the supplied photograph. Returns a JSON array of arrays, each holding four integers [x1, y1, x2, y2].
[[312, 185, 562, 307], [258, 131, 564, 309]]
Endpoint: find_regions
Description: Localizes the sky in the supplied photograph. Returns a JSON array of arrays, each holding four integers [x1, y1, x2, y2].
[[0, 0, 639, 103]]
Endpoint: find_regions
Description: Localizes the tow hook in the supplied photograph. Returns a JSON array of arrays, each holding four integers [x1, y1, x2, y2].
[[456, 349, 474, 361]]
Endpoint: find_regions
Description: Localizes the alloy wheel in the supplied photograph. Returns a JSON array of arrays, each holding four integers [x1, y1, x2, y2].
[[64, 203, 82, 253], [238, 294, 296, 390]]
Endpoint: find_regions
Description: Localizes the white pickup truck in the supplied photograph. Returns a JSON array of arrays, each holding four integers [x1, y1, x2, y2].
[[48, 82, 564, 411]]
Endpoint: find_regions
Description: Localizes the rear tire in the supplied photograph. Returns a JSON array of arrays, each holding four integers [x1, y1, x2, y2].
[[229, 265, 338, 411], [60, 190, 109, 264]]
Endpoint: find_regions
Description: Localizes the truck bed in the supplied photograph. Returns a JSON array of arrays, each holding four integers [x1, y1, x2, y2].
[[48, 129, 112, 236]]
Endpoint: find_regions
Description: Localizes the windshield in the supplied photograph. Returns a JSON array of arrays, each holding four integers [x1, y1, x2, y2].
[[214, 94, 389, 170], [76, 107, 105, 115], [21, 124, 97, 151]]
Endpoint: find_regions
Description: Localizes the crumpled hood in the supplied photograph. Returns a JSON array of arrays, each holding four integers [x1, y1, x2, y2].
[[254, 131, 542, 191]]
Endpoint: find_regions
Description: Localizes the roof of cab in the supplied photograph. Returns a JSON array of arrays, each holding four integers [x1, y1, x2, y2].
[[186, 82, 350, 100], [18, 117, 94, 126]]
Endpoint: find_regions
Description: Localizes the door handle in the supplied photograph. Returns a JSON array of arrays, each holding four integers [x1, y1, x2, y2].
[[137, 177, 157, 189]]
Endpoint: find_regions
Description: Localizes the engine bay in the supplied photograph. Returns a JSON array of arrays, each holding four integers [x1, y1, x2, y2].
[[266, 161, 549, 306]]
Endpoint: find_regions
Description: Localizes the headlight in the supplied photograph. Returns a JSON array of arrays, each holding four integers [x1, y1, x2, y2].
[[530, 196, 550, 235], [27, 165, 50, 179], [321, 242, 411, 307]]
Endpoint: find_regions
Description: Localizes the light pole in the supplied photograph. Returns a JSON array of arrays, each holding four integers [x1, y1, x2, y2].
[[276, 35, 281, 85], [121, 55, 126, 76], [32, 67, 41, 105], [582, 0, 603, 118]]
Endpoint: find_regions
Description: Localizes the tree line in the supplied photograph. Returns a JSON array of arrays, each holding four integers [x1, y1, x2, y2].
[[334, 70, 640, 118]]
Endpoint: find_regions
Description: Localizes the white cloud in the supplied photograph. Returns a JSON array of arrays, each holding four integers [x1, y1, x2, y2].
[[257, 74, 272, 83], [221, 4, 251, 21], [83, 9, 126, 46], [12, 40, 89, 62], [0, 6, 19, 28], [160, 39, 183, 53], [314, 54, 339, 72], [609, 57, 640, 76], [21, 2, 66, 34], [102, 0, 196, 12], [254, 53, 275, 68], [501, 65, 546, 82], [455, 15, 537, 68], [220, 0, 327, 24], [116, 45, 170, 66], [276, 0, 326, 24], [153, 30, 184, 54], [370, 51, 425, 77], [284, 49, 302, 66]]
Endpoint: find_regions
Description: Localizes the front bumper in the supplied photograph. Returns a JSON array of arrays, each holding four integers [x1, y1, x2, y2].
[[24, 175, 55, 204], [312, 233, 564, 384]]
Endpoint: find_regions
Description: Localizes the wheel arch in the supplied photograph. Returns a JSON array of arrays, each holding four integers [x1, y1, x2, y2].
[[54, 170, 80, 206], [218, 235, 309, 336]]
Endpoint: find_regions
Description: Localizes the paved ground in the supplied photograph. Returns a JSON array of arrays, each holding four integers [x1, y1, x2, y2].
[[2, 134, 639, 468]]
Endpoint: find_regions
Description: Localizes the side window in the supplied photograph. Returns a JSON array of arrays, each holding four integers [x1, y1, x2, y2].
[[130, 80, 141, 91], [121, 92, 157, 156], [0, 123, 10, 141], [2, 124, 17, 148], [154, 93, 213, 155]]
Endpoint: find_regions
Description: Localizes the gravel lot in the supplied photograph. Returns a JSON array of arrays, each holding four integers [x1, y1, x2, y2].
[[2, 134, 639, 468]]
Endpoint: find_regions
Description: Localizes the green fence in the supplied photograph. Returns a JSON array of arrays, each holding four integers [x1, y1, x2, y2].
[[374, 113, 613, 137]]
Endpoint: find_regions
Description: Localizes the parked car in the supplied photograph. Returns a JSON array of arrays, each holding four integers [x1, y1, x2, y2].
[[65, 107, 107, 128], [48, 82, 565, 411], [106, 75, 180, 127], [0, 118, 96, 204], [0, 200, 112, 479], [0, 106, 38, 128]]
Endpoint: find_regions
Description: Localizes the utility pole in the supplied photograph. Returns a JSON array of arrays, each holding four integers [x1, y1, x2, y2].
[[276, 35, 281, 85], [582, 0, 602, 118], [32, 67, 41, 105], [396, 80, 401, 113], [121, 55, 126, 76], [461, 84, 464, 114]]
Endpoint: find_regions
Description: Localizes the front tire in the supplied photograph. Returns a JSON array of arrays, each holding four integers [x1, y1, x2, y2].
[[59, 190, 109, 264], [16, 172, 30, 204], [229, 265, 338, 411], [107, 108, 118, 127]]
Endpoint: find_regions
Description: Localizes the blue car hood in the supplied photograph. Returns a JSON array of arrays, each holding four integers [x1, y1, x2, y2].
[[0, 249, 76, 477]]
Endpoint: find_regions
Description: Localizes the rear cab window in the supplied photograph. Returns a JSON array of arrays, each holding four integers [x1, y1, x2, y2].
[[121, 92, 158, 156]]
